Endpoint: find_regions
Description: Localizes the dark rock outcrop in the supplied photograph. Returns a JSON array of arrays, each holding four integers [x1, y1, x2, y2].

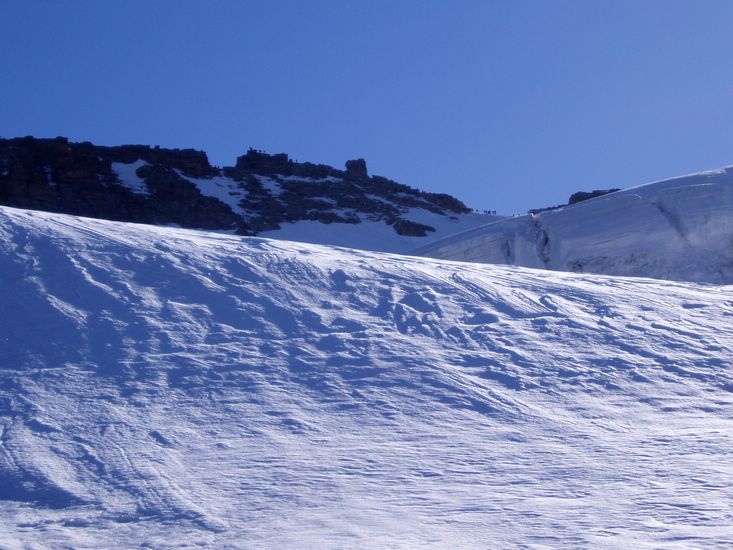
[[529, 188, 622, 215], [568, 188, 621, 205], [392, 219, 435, 237], [345, 158, 368, 178], [0, 136, 245, 234], [0, 136, 471, 239]]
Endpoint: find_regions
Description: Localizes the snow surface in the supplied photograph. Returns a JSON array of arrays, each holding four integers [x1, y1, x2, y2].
[[263, 209, 501, 253], [111, 160, 150, 195], [414, 166, 733, 284], [2, 205, 733, 548]]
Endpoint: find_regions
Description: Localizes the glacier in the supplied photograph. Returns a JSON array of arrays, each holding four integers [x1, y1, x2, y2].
[[414, 166, 733, 284], [1, 205, 733, 547]]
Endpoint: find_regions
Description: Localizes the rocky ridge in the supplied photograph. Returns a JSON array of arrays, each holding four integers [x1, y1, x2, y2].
[[0, 136, 469, 238]]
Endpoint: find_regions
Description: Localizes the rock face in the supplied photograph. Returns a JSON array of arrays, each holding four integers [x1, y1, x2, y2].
[[0, 137, 469, 237], [568, 188, 621, 205], [345, 158, 368, 178], [0, 137, 242, 233]]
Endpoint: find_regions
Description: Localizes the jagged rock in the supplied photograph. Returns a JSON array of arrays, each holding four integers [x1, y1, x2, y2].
[[236, 148, 291, 174], [345, 158, 368, 178], [0, 136, 471, 239]]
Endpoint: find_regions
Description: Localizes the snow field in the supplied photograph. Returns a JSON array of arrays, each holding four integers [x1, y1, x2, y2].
[[416, 165, 733, 284], [0, 206, 732, 547]]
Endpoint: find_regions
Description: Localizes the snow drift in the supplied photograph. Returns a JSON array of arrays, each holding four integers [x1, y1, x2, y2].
[[414, 166, 733, 284], [1, 205, 733, 548]]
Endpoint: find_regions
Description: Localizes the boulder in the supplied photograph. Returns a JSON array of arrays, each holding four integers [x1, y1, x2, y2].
[[345, 158, 368, 178]]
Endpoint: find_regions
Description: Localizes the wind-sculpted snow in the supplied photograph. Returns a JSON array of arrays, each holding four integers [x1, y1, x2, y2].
[[415, 166, 733, 284], [1, 206, 733, 548]]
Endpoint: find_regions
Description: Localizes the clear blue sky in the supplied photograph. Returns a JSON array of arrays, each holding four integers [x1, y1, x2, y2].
[[3, 1, 733, 213]]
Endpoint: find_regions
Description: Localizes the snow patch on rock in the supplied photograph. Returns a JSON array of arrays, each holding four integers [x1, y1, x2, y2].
[[111, 160, 150, 195]]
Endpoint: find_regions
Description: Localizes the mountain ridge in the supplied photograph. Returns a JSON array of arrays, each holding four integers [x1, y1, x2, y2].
[[0, 136, 481, 247]]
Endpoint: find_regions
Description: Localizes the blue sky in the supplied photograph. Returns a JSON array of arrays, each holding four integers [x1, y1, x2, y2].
[[3, 1, 733, 213]]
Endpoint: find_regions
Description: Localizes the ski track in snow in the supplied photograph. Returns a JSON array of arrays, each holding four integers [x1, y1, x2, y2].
[[1, 206, 733, 548]]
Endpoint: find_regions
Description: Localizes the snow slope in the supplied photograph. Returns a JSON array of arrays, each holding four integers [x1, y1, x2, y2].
[[261, 208, 500, 253], [1, 206, 733, 548], [414, 166, 733, 283]]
